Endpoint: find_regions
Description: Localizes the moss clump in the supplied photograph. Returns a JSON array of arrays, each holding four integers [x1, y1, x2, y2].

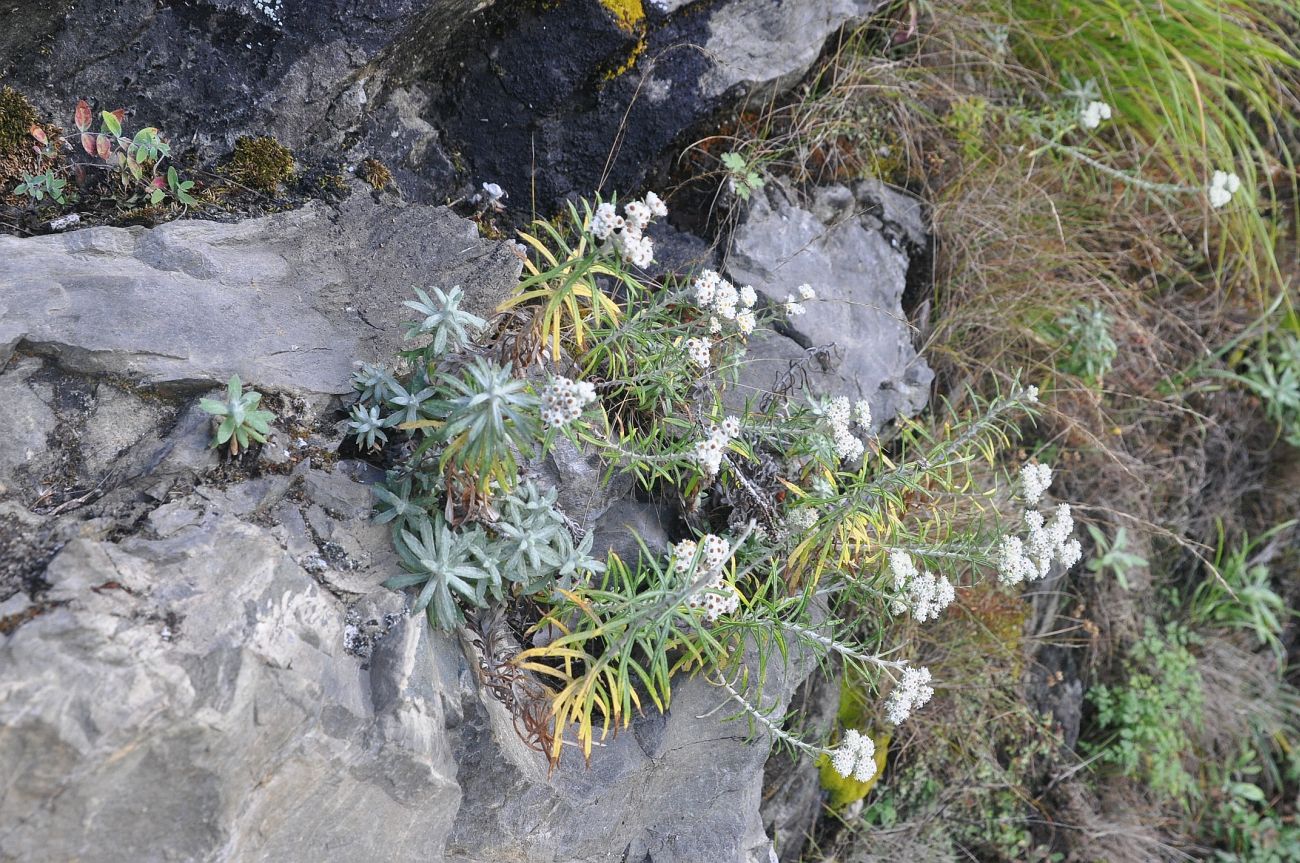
[[0, 87, 43, 183], [227, 136, 295, 193], [359, 157, 393, 191]]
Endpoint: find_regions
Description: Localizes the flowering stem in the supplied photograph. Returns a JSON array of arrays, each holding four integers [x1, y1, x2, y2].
[[1036, 138, 1190, 196], [780, 621, 909, 670], [713, 675, 829, 760]]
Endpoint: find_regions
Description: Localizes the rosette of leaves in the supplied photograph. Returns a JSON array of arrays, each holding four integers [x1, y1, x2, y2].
[[404, 286, 486, 356], [199, 375, 276, 456], [386, 511, 501, 629], [428, 358, 540, 494], [490, 481, 604, 592]]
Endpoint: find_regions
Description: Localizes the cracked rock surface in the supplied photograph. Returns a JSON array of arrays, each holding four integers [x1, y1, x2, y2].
[[0, 192, 520, 397], [724, 180, 934, 425]]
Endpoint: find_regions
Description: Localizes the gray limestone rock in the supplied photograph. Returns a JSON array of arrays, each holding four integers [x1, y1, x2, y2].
[[0, 193, 522, 397], [725, 181, 934, 425], [0, 513, 460, 863]]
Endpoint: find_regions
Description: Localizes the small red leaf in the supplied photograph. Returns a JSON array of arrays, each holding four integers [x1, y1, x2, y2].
[[75, 99, 92, 132], [111, 108, 125, 124], [150, 176, 166, 189], [96, 134, 112, 160], [30, 125, 47, 145], [81, 132, 96, 155]]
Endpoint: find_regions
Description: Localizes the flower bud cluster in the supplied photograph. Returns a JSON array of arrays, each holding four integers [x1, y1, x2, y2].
[[1080, 100, 1112, 129], [887, 550, 955, 623], [671, 534, 740, 623], [590, 193, 668, 267], [540, 376, 597, 428], [691, 416, 741, 476], [885, 665, 934, 725], [830, 729, 878, 783], [783, 283, 815, 316]]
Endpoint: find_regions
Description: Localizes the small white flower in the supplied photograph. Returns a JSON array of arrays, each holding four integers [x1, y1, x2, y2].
[[784, 296, 805, 316], [714, 282, 739, 320], [1020, 461, 1053, 506], [833, 429, 865, 461], [591, 202, 619, 240], [694, 270, 721, 307], [540, 376, 598, 428], [1023, 384, 1040, 404], [736, 309, 756, 335], [686, 337, 712, 368], [853, 399, 872, 430], [644, 191, 668, 218], [786, 507, 819, 531], [797, 283, 816, 300], [739, 285, 757, 308], [885, 665, 934, 725], [888, 549, 919, 591], [1080, 100, 1112, 130], [719, 416, 742, 438], [709, 316, 722, 334], [624, 200, 652, 232], [1208, 170, 1242, 209], [830, 728, 878, 783]]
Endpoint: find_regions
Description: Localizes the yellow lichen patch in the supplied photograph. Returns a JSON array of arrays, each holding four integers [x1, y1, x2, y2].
[[599, 0, 644, 33], [603, 31, 648, 80]]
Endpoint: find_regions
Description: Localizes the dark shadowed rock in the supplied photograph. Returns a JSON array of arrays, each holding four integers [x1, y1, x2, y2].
[[0, 0, 495, 166], [439, 0, 889, 212]]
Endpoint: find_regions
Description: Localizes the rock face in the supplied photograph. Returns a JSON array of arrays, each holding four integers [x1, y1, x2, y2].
[[1, 0, 933, 857], [440, 0, 889, 210], [0, 191, 520, 398], [1, 0, 494, 168], [725, 180, 933, 425], [0, 192, 828, 863]]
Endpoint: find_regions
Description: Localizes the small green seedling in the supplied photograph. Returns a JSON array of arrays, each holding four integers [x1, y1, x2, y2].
[[200, 375, 276, 456]]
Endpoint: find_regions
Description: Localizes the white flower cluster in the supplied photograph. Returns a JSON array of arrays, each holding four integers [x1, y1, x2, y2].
[[672, 535, 740, 622], [786, 506, 819, 531], [997, 500, 1083, 584], [692, 416, 741, 476], [887, 550, 956, 623], [693, 270, 759, 335], [822, 396, 872, 461], [1080, 100, 1112, 129], [1208, 170, 1242, 209], [590, 193, 668, 267], [1020, 461, 1053, 507], [830, 729, 878, 783], [540, 376, 597, 428], [686, 337, 712, 368], [784, 283, 815, 316], [885, 665, 934, 725]]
